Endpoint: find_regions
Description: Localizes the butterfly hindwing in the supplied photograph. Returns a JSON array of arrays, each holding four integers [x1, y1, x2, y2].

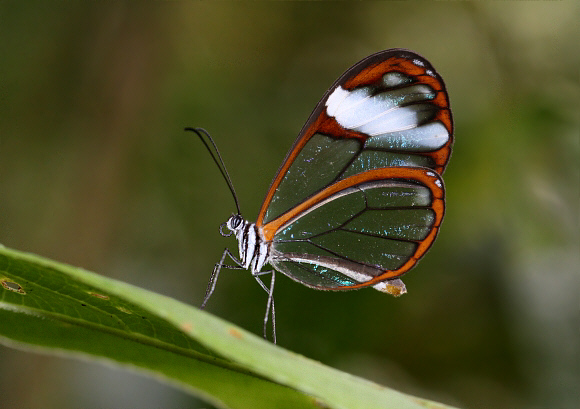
[[264, 167, 444, 292]]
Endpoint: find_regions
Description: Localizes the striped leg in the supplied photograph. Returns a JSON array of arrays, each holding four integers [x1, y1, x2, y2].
[[252, 270, 277, 344], [201, 248, 244, 309]]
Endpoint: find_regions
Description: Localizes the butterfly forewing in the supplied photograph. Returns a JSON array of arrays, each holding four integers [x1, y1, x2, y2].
[[257, 49, 452, 226]]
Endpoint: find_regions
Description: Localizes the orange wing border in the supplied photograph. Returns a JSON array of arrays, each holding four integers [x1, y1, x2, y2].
[[260, 167, 445, 289], [256, 49, 453, 227]]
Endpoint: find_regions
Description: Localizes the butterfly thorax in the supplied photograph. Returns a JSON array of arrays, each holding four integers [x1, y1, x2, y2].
[[225, 214, 270, 274]]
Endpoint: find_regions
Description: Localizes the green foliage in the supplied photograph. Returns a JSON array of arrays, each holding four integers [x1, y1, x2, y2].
[[0, 246, 458, 409]]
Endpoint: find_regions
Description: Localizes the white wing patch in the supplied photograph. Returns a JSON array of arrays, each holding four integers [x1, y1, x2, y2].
[[325, 82, 449, 151], [326, 86, 369, 117], [365, 121, 449, 151]]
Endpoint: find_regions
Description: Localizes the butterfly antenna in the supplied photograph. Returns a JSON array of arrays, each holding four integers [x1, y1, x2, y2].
[[185, 127, 242, 215]]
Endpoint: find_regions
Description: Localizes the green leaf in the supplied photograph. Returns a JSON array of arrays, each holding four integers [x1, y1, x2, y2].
[[0, 245, 458, 409]]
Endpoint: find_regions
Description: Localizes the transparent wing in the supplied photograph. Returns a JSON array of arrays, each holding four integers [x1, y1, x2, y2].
[[257, 49, 453, 227], [265, 167, 444, 292]]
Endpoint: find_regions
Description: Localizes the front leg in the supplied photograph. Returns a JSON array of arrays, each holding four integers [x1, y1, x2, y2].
[[201, 248, 243, 309]]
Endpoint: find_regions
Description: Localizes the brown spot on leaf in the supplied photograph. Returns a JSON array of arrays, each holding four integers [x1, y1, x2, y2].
[[228, 328, 243, 339], [116, 306, 132, 314], [1, 278, 26, 294], [181, 322, 193, 332], [88, 292, 110, 300]]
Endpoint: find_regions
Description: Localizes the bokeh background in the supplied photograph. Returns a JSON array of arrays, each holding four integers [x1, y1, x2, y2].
[[1, 2, 578, 409]]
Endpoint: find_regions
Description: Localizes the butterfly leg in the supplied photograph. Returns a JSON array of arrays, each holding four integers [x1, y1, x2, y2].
[[252, 270, 277, 344], [201, 248, 244, 309]]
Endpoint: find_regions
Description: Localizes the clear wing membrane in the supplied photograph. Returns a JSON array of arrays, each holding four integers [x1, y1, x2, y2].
[[269, 169, 444, 291], [259, 50, 452, 226], [256, 49, 452, 292]]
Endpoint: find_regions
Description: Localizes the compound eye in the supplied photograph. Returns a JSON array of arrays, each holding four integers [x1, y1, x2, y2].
[[229, 214, 242, 229]]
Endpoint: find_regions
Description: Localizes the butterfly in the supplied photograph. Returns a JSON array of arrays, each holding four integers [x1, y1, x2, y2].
[[188, 48, 453, 343]]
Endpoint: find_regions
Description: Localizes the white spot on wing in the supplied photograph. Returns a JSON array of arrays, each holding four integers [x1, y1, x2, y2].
[[328, 87, 374, 117], [366, 121, 449, 151], [352, 106, 421, 134], [325, 86, 351, 117], [382, 72, 412, 87], [326, 85, 448, 150], [327, 87, 422, 134]]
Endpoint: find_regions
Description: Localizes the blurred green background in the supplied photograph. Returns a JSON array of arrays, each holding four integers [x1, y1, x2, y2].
[[1, 2, 578, 409]]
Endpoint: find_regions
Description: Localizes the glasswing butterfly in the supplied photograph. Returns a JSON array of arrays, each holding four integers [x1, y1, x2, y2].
[[188, 48, 453, 343]]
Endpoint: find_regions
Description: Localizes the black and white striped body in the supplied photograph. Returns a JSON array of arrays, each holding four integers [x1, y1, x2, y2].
[[226, 214, 270, 274], [203, 213, 276, 342]]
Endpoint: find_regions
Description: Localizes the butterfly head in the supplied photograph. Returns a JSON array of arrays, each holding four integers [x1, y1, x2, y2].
[[220, 213, 244, 237]]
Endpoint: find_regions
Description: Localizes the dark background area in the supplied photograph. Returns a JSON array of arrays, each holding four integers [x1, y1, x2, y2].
[[1, 2, 578, 409]]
